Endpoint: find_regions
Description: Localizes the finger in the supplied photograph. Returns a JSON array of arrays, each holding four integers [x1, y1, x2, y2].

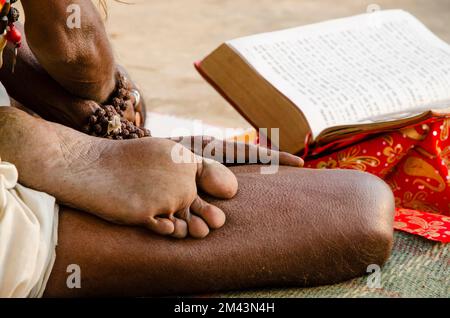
[[171, 217, 188, 239], [278, 151, 304, 167], [223, 141, 304, 167], [190, 196, 226, 229], [255, 145, 304, 167], [197, 158, 238, 199], [146, 216, 175, 236], [188, 214, 210, 239]]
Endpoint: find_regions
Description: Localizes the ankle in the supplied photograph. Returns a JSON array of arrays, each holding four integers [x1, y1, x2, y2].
[[55, 126, 108, 172]]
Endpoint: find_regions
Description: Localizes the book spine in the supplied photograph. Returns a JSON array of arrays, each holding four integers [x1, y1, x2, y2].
[[194, 60, 262, 134]]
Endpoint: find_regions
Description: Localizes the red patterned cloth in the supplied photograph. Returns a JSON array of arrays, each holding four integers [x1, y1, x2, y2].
[[305, 118, 450, 243]]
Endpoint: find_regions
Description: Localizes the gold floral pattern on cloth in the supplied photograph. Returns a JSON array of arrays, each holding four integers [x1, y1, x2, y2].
[[439, 146, 450, 170], [395, 191, 440, 214], [395, 208, 450, 241], [384, 143, 403, 164], [403, 157, 447, 193], [317, 159, 338, 169], [316, 146, 380, 171], [400, 125, 430, 141], [305, 117, 450, 243], [440, 119, 450, 141]]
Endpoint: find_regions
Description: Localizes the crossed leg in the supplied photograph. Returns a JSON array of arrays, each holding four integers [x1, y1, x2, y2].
[[45, 165, 395, 297]]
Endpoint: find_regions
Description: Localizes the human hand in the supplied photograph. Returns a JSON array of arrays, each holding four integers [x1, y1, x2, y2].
[[170, 136, 304, 167]]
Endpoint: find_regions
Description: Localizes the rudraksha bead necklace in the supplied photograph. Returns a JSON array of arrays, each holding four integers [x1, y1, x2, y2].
[[84, 71, 151, 140]]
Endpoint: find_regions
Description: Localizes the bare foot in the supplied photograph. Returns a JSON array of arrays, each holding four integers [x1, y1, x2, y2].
[[0, 107, 238, 238]]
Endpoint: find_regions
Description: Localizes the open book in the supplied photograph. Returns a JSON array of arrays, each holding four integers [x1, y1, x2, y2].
[[196, 10, 450, 154]]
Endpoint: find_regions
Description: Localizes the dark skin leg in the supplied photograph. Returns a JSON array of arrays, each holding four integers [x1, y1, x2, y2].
[[0, 106, 239, 239], [45, 166, 395, 297], [0, 3, 145, 130], [21, 0, 116, 102], [0, 23, 98, 129], [0, 1, 393, 297], [0, 23, 143, 130]]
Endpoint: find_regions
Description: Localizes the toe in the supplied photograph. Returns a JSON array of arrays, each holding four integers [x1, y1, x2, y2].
[[188, 214, 210, 239], [197, 159, 238, 199], [191, 196, 226, 229], [171, 217, 188, 239], [147, 217, 175, 236]]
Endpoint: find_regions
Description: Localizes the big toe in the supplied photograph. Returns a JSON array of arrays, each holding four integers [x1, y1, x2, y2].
[[198, 159, 238, 199]]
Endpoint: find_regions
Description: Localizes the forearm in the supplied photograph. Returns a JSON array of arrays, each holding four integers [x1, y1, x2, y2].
[[21, 0, 115, 102], [0, 24, 98, 129]]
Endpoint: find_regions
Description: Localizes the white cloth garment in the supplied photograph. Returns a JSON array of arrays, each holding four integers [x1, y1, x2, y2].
[[0, 82, 10, 106], [0, 160, 58, 298]]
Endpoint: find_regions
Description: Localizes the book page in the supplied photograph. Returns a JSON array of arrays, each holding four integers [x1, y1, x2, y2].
[[228, 10, 450, 138]]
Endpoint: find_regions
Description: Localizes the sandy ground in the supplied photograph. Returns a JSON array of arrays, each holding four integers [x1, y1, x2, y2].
[[105, 1, 449, 128]]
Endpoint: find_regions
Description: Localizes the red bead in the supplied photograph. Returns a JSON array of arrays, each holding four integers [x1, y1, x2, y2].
[[6, 24, 21, 45]]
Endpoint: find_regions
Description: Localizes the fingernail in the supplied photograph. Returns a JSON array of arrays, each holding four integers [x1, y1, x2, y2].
[[299, 158, 305, 167]]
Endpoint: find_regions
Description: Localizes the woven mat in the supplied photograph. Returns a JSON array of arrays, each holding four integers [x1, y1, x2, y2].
[[218, 232, 449, 298]]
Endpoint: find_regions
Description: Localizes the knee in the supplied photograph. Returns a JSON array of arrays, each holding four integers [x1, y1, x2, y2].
[[297, 169, 396, 286], [340, 170, 396, 267]]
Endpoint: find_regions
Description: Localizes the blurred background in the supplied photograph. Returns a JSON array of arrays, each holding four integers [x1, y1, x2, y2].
[[103, 0, 450, 129], [45, 1, 450, 129]]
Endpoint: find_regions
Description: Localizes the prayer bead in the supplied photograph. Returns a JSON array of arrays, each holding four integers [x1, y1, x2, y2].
[[89, 115, 98, 125], [94, 124, 103, 134], [112, 97, 121, 108]]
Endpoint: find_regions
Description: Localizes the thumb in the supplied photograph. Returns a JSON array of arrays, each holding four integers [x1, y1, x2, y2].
[[197, 158, 238, 199]]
